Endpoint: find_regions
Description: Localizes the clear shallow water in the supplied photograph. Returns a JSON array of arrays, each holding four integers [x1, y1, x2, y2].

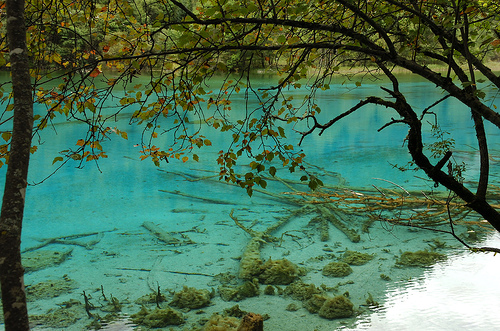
[[0, 73, 499, 330]]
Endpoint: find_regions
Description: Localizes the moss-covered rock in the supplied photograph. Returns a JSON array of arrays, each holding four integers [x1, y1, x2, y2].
[[135, 291, 167, 305], [131, 306, 184, 327], [263, 285, 275, 295], [284, 281, 323, 301], [170, 286, 211, 309], [304, 294, 354, 319], [318, 295, 354, 319], [322, 262, 353, 278], [219, 280, 260, 301], [396, 250, 446, 267], [258, 258, 298, 285], [341, 250, 374, 266], [304, 294, 327, 314]]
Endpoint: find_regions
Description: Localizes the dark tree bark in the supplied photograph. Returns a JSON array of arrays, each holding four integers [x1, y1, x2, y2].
[[0, 0, 33, 329]]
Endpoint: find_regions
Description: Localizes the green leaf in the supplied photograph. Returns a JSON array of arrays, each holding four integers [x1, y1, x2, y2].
[[475, 90, 486, 99], [308, 180, 318, 191], [269, 166, 277, 177]]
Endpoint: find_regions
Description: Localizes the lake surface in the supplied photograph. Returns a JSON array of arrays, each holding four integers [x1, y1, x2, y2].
[[0, 72, 499, 330]]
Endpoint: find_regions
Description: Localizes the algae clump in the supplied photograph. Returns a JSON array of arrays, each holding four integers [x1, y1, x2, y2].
[[284, 281, 322, 301], [22, 249, 73, 272], [219, 280, 259, 301], [304, 294, 354, 319], [131, 306, 184, 327], [30, 302, 81, 328], [26, 277, 77, 301], [258, 258, 298, 285], [318, 295, 354, 319], [397, 250, 446, 267], [322, 262, 353, 278], [171, 286, 212, 309], [341, 250, 374, 265]]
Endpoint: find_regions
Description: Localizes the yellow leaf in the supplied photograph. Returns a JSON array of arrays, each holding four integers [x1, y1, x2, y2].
[[53, 53, 62, 64], [52, 156, 64, 164], [182, 156, 189, 162], [90, 141, 102, 151]]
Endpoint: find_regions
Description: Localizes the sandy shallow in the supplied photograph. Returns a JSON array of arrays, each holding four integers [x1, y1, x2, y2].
[[3, 189, 497, 331]]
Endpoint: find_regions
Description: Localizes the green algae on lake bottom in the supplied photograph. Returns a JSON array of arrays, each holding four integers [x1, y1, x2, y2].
[[322, 261, 353, 277], [341, 250, 374, 266], [396, 250, 447, 267]]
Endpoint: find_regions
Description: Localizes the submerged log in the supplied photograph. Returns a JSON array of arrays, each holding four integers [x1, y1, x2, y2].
[[238, 234, 265, 280], [159, 189, 232, 205], [22, 229, 115, 253], [316, 205, 360, 243], [142, 221, 181, 245]]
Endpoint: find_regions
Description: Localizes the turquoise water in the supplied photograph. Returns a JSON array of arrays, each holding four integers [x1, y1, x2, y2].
[[0, 73, 499, 330]]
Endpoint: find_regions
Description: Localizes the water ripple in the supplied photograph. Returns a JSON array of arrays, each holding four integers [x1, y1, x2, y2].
[[344, 233, 500, 331]]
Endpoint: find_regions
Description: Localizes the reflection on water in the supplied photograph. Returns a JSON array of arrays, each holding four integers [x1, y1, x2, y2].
[[348, 233, 500, 331]]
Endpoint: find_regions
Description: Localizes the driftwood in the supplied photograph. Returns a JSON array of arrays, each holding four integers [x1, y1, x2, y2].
[[142, 221, 182, 245], [159, 189, 232, 205], [158, 169, 303, 206], [316, 205, 360, 242], [230, 210, 268, 280], [265, 205, 315, 235], [274, 175, 361, 242], [117, 267, 214, 277], [160, 166, 493, 247], [22, 229, 116, 253], [164, 168, 365, 243]]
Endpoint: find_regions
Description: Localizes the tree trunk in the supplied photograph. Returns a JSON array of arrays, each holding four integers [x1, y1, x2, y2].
[[0, 0, 33, 329]]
